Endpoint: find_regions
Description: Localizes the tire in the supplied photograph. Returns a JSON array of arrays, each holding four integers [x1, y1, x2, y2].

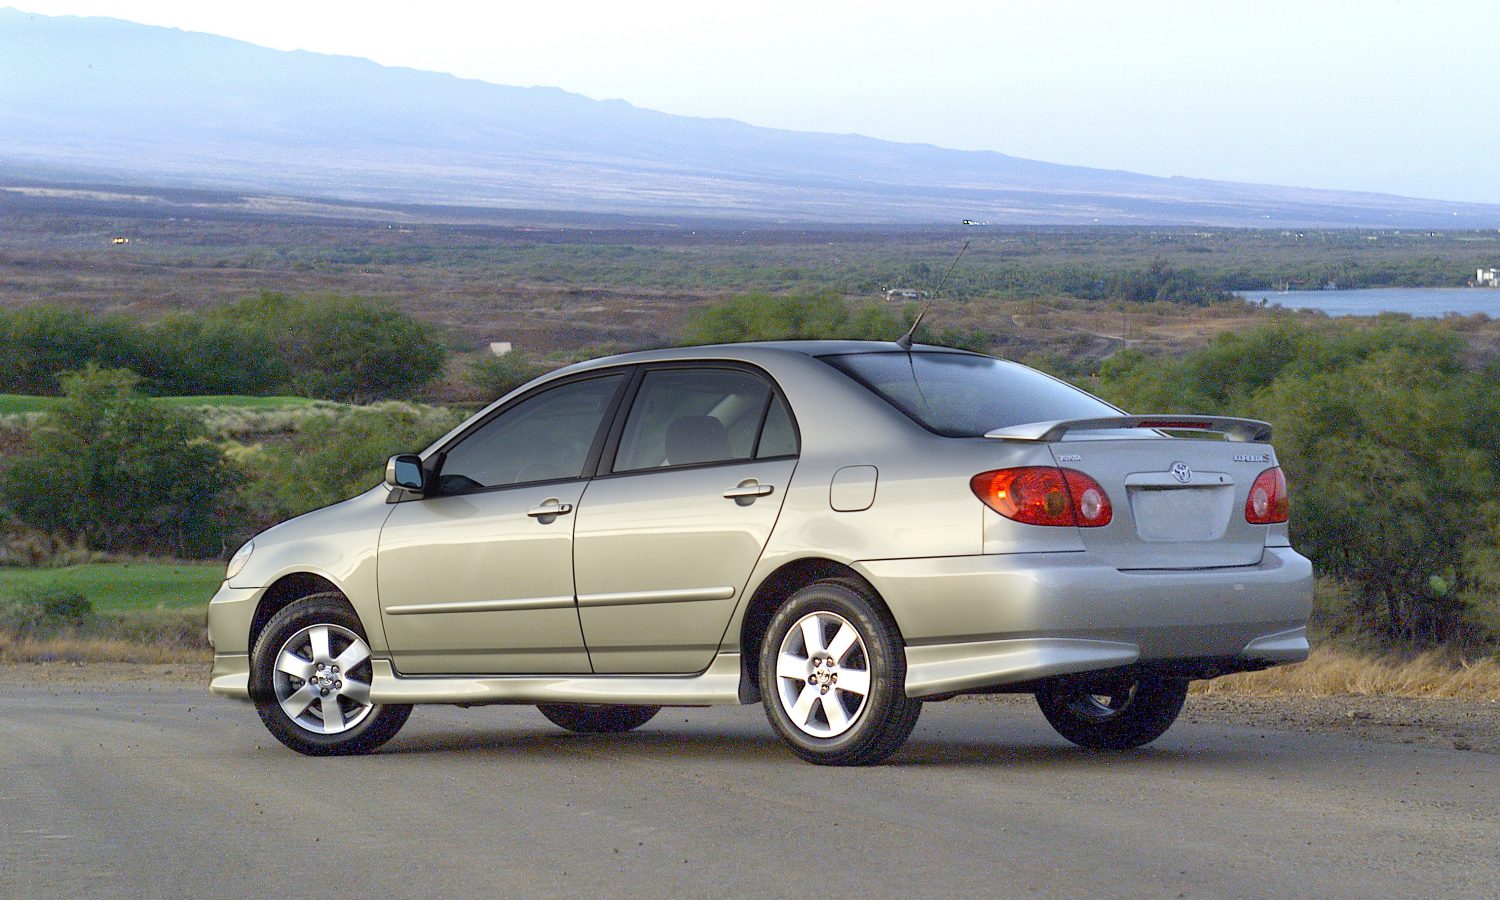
[[1035, 674, 1188, 750], [758, 579, 921, 766], [536, 704, 661, 734], [250, 593, 411, 756]]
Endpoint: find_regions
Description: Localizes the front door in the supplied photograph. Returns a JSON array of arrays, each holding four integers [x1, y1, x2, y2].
[[573, 366, 799, 673], [376, 373, 626, 674]]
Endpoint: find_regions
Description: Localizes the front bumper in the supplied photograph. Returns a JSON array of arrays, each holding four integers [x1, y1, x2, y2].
[[207, 582, 261, 700], [858, 546, 1313, 698]]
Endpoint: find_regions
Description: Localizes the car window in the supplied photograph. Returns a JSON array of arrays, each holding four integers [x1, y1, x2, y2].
[[755, 393, 798, 458], [613, 368, 775, 471], [434, 374, 623, 493], [819, 351, 1119, 437]]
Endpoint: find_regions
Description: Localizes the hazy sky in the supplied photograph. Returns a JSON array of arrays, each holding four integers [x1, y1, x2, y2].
[[14, 1, 1500, 203]]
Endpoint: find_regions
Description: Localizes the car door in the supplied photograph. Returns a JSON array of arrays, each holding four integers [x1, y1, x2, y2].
[[376, 372, 627, 675], [572, 365, 799, 673]]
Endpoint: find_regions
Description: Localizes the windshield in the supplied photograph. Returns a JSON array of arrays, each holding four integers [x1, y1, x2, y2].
[[820, 351, 1120, 437]]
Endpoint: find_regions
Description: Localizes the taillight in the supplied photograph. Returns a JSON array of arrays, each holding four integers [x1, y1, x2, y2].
[[1245, 466, 1289, 524], [971, 467, 1112, 527]]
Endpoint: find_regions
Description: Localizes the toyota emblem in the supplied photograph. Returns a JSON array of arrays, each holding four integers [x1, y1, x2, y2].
[[1170, 461, 1192, 483]]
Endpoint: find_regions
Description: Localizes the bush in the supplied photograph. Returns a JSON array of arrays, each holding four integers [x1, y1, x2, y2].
[[469, 352, 548, 401], [232, 293, 448, 402], [0, 306, 146, 394], [237, 402, 465, 520], [0, 367, 240, 557], [0, 585, 95, 637], [0, 294, 450, 401]]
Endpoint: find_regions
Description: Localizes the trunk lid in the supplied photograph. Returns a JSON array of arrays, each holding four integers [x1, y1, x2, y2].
[[987, 417, 1279, 570]]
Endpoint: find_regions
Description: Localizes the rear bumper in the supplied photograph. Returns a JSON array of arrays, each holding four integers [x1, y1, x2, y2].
[[857, 546, 1313, 698]]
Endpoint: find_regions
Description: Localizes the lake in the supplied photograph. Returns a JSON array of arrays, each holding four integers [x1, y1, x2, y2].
[[1234, 287, 1498, 318]]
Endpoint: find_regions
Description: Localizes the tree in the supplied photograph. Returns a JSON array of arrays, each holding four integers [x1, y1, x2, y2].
[[215, 292, 449, 402], [0, 367, 239, 556]]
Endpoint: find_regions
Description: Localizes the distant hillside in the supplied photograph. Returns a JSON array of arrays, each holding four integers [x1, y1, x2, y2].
[[4, 8, 1499, 227]]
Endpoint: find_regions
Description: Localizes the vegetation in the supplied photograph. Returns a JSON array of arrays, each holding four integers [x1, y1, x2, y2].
[[682, 290, 989, 350], [236, 402, 465, 521], [0, 293, 447, 402], [0, 367, 240, 557], [0, 562, 222, 612]]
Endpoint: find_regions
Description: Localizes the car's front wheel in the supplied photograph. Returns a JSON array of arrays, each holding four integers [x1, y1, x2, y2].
[[536, 704, 661, 733], [1034, 674, 1188, 749], [250, 593, 411, 756], [759, 580, 921, 765]]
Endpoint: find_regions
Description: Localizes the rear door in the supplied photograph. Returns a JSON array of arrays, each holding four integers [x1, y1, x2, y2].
[[1048, 434, 1276, 569], [572, 365, 799, 673]]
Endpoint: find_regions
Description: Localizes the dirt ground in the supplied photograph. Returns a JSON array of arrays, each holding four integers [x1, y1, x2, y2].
[[3, 661, 1495, 755]]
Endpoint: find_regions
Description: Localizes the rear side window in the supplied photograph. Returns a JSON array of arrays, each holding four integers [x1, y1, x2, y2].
[[820, 352, 1118, 437], [613, 368, 778, 471]]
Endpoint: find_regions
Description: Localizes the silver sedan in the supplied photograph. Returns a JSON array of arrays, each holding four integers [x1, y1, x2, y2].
[[208, 341, 1312, 765]]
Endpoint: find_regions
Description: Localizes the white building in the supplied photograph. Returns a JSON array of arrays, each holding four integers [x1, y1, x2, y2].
[[1477, 268, 1500, 287]]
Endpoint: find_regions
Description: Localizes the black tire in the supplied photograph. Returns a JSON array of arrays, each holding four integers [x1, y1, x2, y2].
[[759, 579, 921, 766], [250, 593, 412, 756], [1035, 674, 1188, 750], [536, 704, 661, 733]]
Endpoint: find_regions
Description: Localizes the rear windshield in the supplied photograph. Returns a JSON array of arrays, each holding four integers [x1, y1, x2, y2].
[[820, 351, 1119, 437]]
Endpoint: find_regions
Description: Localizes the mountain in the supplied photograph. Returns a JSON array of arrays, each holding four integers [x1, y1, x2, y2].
[[3, 8, 1498, 227]]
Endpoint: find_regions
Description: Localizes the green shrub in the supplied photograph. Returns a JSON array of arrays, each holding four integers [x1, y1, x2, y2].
[[0, 585, 95, 636], [468, 352, 548, 400], [237, 402, 465, 520], [0, 367, 240, 557]]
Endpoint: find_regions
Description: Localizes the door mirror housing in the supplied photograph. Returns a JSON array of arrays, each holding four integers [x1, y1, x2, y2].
[[385, 454, 426, 492]]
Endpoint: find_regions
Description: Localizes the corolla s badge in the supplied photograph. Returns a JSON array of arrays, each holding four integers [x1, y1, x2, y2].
[[1169, 461, 1192, 483]]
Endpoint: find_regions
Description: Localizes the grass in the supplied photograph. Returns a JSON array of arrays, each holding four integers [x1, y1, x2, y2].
[[1193, 647, 1500, 702], [0, 393, 320, 415], [0, 562, 221, 611]]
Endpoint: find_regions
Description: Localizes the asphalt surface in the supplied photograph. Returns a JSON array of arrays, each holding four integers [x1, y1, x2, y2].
[[2, 681, 1496, 899]]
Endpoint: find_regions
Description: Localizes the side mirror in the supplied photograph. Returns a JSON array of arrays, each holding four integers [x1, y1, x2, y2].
[[385, 454, 425, 492]]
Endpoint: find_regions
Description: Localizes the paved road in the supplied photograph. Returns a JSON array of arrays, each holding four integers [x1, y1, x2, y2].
[[2, 682, 1496, 899]]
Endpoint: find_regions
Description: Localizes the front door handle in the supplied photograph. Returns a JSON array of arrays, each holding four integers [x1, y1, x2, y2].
[[526, 501, 574, 520], [723, 480, 774, 505]]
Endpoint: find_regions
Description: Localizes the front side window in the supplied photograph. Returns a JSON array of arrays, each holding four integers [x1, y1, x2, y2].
[[613, 368, 790, 471], [434, 374, 623, 493]]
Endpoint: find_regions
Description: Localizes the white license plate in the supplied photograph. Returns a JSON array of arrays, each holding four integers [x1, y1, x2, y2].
[[1129, 486, 1232, 542]]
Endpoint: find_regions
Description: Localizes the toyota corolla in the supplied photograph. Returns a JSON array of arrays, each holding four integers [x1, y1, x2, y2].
[[208, 341, 1312, 765]]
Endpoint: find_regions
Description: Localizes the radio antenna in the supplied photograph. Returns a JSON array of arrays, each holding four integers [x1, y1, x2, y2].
[[896, 239, 969, 350]]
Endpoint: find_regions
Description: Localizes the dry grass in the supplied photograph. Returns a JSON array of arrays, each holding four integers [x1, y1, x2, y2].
[[0, 631, 209, 664], [1193, 647, 1500, 701]]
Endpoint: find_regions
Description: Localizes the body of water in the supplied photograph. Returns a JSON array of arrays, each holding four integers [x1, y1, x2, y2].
[[1235, 287, 1498, 318]]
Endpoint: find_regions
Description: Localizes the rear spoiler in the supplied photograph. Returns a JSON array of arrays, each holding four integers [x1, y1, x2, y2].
[[984, 415, 1272, 444]]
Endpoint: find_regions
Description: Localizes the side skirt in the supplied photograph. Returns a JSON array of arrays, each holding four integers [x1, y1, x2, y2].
[[366, 652, 745, 706]]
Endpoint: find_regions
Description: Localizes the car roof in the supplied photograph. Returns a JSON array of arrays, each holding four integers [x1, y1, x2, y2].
[[555, 340, 978, 376]]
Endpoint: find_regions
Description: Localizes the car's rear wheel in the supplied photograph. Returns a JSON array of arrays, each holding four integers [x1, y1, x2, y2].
[[251, 593, 411, 756], [759, 580, 920, 766], [536, 704, 661, 733], [1034, 674, 1188, 749]]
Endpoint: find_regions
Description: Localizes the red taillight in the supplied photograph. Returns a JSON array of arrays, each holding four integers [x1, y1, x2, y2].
[[971, 467, 1112, 527], [1062, 469, 1113, 527], [1245, 466, 1289, 524]]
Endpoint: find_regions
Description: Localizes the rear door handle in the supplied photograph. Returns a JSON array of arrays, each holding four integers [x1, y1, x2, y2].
[[527, 501, 574, 519], [723, 480, 774, 503]]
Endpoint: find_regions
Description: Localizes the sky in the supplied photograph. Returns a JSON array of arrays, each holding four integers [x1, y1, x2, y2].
[[12, 0, 1500, 203]]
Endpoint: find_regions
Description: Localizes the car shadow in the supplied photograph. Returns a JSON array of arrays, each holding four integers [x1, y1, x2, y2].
[[374, 723, 1266, 770]]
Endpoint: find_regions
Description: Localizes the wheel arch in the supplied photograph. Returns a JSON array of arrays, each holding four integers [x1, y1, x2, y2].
[[249, 572, 349, 652], [736, 557, 896, 704]]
